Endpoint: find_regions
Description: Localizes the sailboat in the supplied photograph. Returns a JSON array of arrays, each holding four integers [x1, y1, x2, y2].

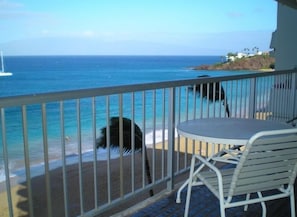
[[0, 51, 12, 76]]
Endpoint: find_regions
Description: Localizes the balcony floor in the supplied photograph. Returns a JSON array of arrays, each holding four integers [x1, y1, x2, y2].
[[128, 184, 294, 217]]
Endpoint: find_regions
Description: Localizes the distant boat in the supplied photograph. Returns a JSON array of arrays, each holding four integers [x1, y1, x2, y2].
[[0, 51, 12, 76]]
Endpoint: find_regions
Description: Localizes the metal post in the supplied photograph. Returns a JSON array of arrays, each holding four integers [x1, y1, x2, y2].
[[167, 87, 175, 190], [1, 108, 13, 217], [249, 78, 257, 118], [290, 73, 296, 118], [41, 103, 53, 217], [22, 106, 34, 217]]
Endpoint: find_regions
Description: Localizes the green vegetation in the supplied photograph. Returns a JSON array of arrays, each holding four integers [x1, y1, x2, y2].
[[194, 54, 275, 71]]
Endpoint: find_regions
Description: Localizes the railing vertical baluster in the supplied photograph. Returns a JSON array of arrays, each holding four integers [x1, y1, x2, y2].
[[185, 84, 189, 121], [152, 90, 156, 183], [60, 101, 69, 217], [224, 81, 232, 117], [199, 83, 205, 156], [290, 73, 296, 118], [267, 76, 272, 115], [229, 80, 233, 117], [272, 75, 278, 120], [263, 76, 270, 120], [92, 97, 98, 208], [268, 75, 273, 117], [199, 82, 203, 118], [239, 80, 243, 118], [193, 84, 197, 119], [206, 83, 210, 117], [249, 78, 257, 118], [161, 89, 166, 178], [278, 74, 282, 117], [184, 85, 189, 162], [1, 108, 13, 217], [284, 74, 289, 118], [192, 85, 197, 154], [176, 87, 181, 170], [76, 99, 84, 215], [212, 82, 216, 117], [260, 78, 265, 119], [21, 105, 34, 217], [131, 92, 135, 192], [244, 79, 248, 118], [167, 87, 175, 191], [217, 81, 220, 117], [106, 96, 111, 203], [234, 80, 239, 117], [118, 94, 124, 198], [256, 78, 260, 119], [142, 91, 146, 188], [41, 103, 52, 217], [243, 79, 247, 117]]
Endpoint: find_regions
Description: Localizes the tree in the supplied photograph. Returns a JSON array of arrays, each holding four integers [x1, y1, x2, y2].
[[96, 117, 154, 196], [243, 48, 250, 55], [252, 46, 259, 54], [189, 75, 230, 117]]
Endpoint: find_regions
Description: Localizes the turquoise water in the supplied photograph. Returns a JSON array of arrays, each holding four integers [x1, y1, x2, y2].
[[0, 55, 256, 181]]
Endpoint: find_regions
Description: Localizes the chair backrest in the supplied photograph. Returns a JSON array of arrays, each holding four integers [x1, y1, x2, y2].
[[228, 128, 297, 197]]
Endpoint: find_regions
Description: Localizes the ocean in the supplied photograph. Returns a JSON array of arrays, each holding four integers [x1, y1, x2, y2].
[[0, 55, 255, 182]]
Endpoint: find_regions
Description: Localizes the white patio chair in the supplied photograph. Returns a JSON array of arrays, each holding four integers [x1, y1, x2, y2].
[[184, 128, 297, 217]]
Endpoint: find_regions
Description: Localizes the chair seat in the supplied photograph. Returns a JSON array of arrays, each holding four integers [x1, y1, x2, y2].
[[196, 168, 234, 199]]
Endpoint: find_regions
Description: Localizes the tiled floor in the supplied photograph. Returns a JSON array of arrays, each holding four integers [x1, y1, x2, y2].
[[131, 185, 293, 217]]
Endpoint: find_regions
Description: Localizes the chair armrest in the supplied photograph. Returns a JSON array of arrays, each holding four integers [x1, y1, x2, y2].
[[194, 155, 224, 183], [194, 155, 226, 201]]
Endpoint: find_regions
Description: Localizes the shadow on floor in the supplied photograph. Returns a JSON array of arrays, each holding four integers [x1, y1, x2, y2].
[[131, 184, 294, 217]]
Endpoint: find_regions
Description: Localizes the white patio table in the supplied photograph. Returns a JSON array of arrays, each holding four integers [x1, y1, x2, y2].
[[175, 117, 293, 203]]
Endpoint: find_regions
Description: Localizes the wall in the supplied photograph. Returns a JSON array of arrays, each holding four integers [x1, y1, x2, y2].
[[271, 4, 297, 70]]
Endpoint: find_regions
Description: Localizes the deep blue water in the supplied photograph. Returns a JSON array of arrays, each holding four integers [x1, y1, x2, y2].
[[1, 55, 251, 96], [0, 55, 256, 181]]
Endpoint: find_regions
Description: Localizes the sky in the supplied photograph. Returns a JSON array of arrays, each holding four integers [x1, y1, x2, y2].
[[0, 0, 277, 56]]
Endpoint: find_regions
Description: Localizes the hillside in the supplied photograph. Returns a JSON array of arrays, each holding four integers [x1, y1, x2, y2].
[[194, 55, 275, 71]]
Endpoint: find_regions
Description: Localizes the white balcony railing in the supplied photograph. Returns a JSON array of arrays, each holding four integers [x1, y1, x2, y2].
[[0, 69, 296, 217]]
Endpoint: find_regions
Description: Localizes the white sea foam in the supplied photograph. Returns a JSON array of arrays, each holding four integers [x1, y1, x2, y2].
[[0, 129, 176, 184], [1, 126, 177, 186], [0, 147, 129, 184], [145, 128, 178, 147]]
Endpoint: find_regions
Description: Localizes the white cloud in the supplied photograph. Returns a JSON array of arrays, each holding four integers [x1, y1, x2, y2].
[[41, 29, 50, 35], [82, 30, 95, 38], [0, 0, 23, 10]]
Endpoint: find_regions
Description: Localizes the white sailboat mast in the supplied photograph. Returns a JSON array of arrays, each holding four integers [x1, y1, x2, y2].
[[1, 51, 4, 72], [0, 51, 12, 76]]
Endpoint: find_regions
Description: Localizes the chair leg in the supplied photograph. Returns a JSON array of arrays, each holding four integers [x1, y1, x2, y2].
[[177, 155, 208, 203], [244, 194, 250, 211], [219, 200, 226, 217], [176, 179, 189, 203], [257, 192, 267, 217], [184, 156, 197, 217], [290, 188, 296, 217]]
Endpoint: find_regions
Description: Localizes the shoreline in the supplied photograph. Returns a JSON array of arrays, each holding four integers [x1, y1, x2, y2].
[[0, 128, 170, 184], [192, 54, 275, 71], [0, 138, 193, 217]]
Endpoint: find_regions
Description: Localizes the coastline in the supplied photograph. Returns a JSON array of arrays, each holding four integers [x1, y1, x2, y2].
[[0, 138, 193, 217], [193, 54, 275, 71]]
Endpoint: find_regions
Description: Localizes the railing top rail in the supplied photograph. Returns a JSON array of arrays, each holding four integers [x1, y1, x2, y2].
[[0, 69, 295, 108]]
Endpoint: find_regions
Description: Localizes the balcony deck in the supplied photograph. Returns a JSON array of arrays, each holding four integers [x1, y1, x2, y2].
[[118, 163, 296, 217], [1, 69, 297, 217], [127, 186, 294, 217]]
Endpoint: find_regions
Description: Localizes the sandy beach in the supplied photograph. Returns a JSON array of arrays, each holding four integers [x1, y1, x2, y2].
[[0, 137, 202, 217]]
